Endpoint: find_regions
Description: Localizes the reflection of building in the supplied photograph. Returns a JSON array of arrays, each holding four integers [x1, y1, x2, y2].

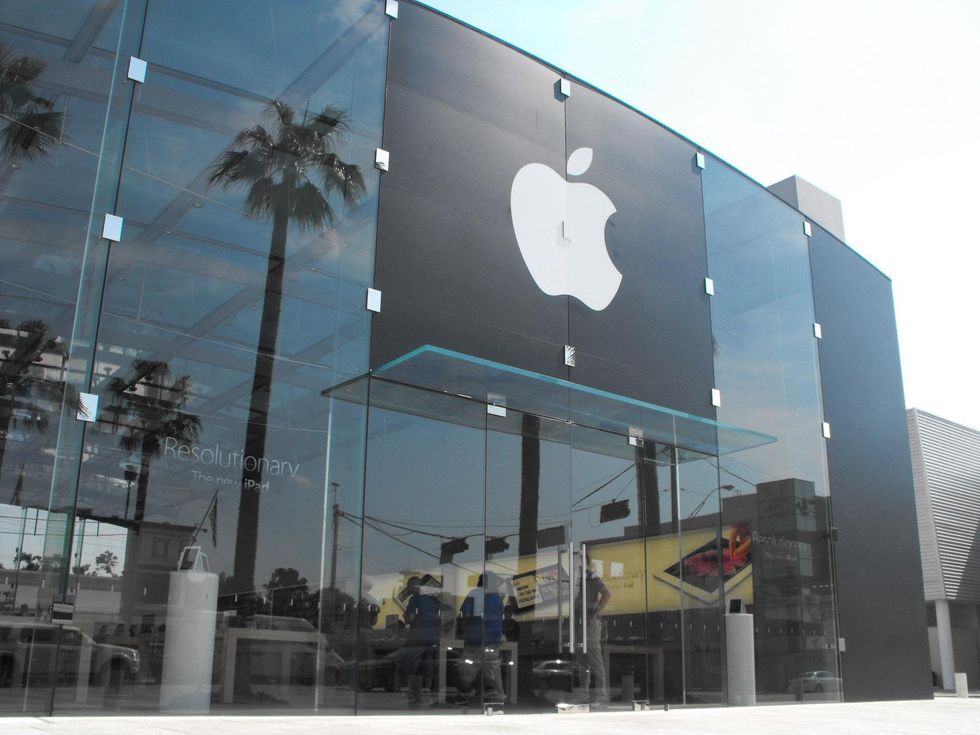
[[0, 0, 929, 718], [908, 409, 980, 691]]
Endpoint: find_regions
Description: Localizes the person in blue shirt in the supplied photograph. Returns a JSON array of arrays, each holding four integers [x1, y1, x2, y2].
[[458, 572, 507, 700], [399, 576, 440, 704]]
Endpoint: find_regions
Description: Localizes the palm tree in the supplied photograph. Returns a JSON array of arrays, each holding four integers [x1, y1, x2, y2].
[[0, 319, 79, 486], [0, 40, 65, 163], [103, 359, 202, 526], [208, 100, 365, 593]]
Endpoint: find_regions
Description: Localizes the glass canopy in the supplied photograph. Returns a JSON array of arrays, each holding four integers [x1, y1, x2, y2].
[[325, 345, 775, 456]]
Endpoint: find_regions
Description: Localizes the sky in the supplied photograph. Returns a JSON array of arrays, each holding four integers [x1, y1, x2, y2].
[[422, 0, 980, 431]]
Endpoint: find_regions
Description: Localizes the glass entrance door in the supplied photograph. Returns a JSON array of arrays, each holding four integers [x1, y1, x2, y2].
[[484, 409, 652, 712], [328, 375, 735, 714], [568, 425, 651, 711], [484, 409, 572, 712]]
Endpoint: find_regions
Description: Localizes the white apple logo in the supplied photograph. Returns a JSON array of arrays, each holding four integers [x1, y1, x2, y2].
[[510, 147, 621, 311]]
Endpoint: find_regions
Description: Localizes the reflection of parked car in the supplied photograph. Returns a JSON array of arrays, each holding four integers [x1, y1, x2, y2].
[[0, 618, 140, 688], [230, 615, 344, 686], [789, 670, 841, 694], [532, 659, 586, 692]]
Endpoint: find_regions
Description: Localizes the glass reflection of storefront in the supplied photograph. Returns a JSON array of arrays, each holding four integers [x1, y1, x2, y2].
[[1, 0, 388, 715], [0, 0, 844, 719], [321, 348, 778, 713]]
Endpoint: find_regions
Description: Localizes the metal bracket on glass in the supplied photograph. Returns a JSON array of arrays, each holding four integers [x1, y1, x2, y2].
[[366, 288, 382, 312], [711, 388, 722, 407], [487, 404, 506, 417], [127, 56, 147, 83], [813, 322, 823, 339], [695, 152, 706, 169], [374, 148, 390, 172], [564, 344, 576, 367], [822, 421, 832, 439], [628, 435, 643, 447], [385, 0, 399, 19], [558, 78, 571, 98], [704, 276, 715, 296], [76, 393, 99, 423], [102, 213, 123, 242], [803, 220, 813, 237]]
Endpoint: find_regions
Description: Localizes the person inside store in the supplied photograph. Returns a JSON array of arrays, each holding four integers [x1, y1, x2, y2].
[[398, 575, 440, 704], [458, 571, 508, 702], [579, 554, 611, 708]]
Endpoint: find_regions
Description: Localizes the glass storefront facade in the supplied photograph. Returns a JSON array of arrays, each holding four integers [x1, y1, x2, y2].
[[0, 0, 921, 717]]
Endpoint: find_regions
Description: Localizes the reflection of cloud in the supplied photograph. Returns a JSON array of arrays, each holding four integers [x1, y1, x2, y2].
[[318, 0, 376, 30], [705, 167, 829, 495]]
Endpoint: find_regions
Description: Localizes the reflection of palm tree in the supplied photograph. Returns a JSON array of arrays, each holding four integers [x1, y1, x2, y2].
[[0, 41, 65, 162], [0, 319, 79, 486], [103, 360, 200, 619], [209, 100, 365, 593], [103, 360, 201, 525]]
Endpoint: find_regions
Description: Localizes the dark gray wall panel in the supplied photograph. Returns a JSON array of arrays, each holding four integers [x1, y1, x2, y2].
[[371, 1, 569, 377], [566, 82, 714, 416], [809, 226, 932, 701]]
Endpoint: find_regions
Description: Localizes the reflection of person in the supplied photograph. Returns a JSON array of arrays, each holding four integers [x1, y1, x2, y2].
[[580, 556, 611, 707], [458, 572, 506, 700], [399, 575, 439, 704]]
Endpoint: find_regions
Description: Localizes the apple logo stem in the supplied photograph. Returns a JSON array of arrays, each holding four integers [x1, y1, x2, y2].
[[510, 147, 621, 310]]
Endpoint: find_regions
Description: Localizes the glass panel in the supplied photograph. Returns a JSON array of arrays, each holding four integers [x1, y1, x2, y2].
[[356, 382, 486, 713], [36, 0, 389, 715], [0, 0, 125, 714], [569, 425, 649, 710], [371, 345, 775, 456], [702, 157, 840, 703], [675, 448, 729, 705], [485, 409, 571, 713], [319, 376, 370, 712], [639, 443, 684, 705]]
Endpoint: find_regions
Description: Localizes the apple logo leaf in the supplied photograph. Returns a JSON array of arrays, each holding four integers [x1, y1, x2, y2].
[[566, 147, 593, 177]]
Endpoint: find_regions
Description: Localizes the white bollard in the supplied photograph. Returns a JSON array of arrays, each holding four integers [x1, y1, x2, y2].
[[954, 673, 968, 698]]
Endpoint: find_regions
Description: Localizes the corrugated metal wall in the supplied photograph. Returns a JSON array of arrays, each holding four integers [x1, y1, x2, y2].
[[909, 410, 946, 600], [909, 409, 980, 603]]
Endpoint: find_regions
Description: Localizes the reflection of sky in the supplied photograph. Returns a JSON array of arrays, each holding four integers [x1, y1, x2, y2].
[[704, 159, 829, 498], [142, 0, 379, 106], [0, 507, 128, 580]]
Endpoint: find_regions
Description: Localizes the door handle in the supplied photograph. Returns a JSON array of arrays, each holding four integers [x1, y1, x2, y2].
[[557, 544, 564, 652], [581, 543, 588, 655], [568, 544, 576, 655]]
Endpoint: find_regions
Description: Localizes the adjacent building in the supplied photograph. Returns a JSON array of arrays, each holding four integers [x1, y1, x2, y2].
[[908, 409, 980, 691], [0, 0, 930, 716]]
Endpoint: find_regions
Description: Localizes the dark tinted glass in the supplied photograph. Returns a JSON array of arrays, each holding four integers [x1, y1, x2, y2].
[[370, 2, 569, 377], [565, 83, 714, 415], [808, 225, 931, 700]]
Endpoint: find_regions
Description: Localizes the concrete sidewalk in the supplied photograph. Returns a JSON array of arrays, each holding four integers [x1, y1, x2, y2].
[[3, 699, 979, 735]]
